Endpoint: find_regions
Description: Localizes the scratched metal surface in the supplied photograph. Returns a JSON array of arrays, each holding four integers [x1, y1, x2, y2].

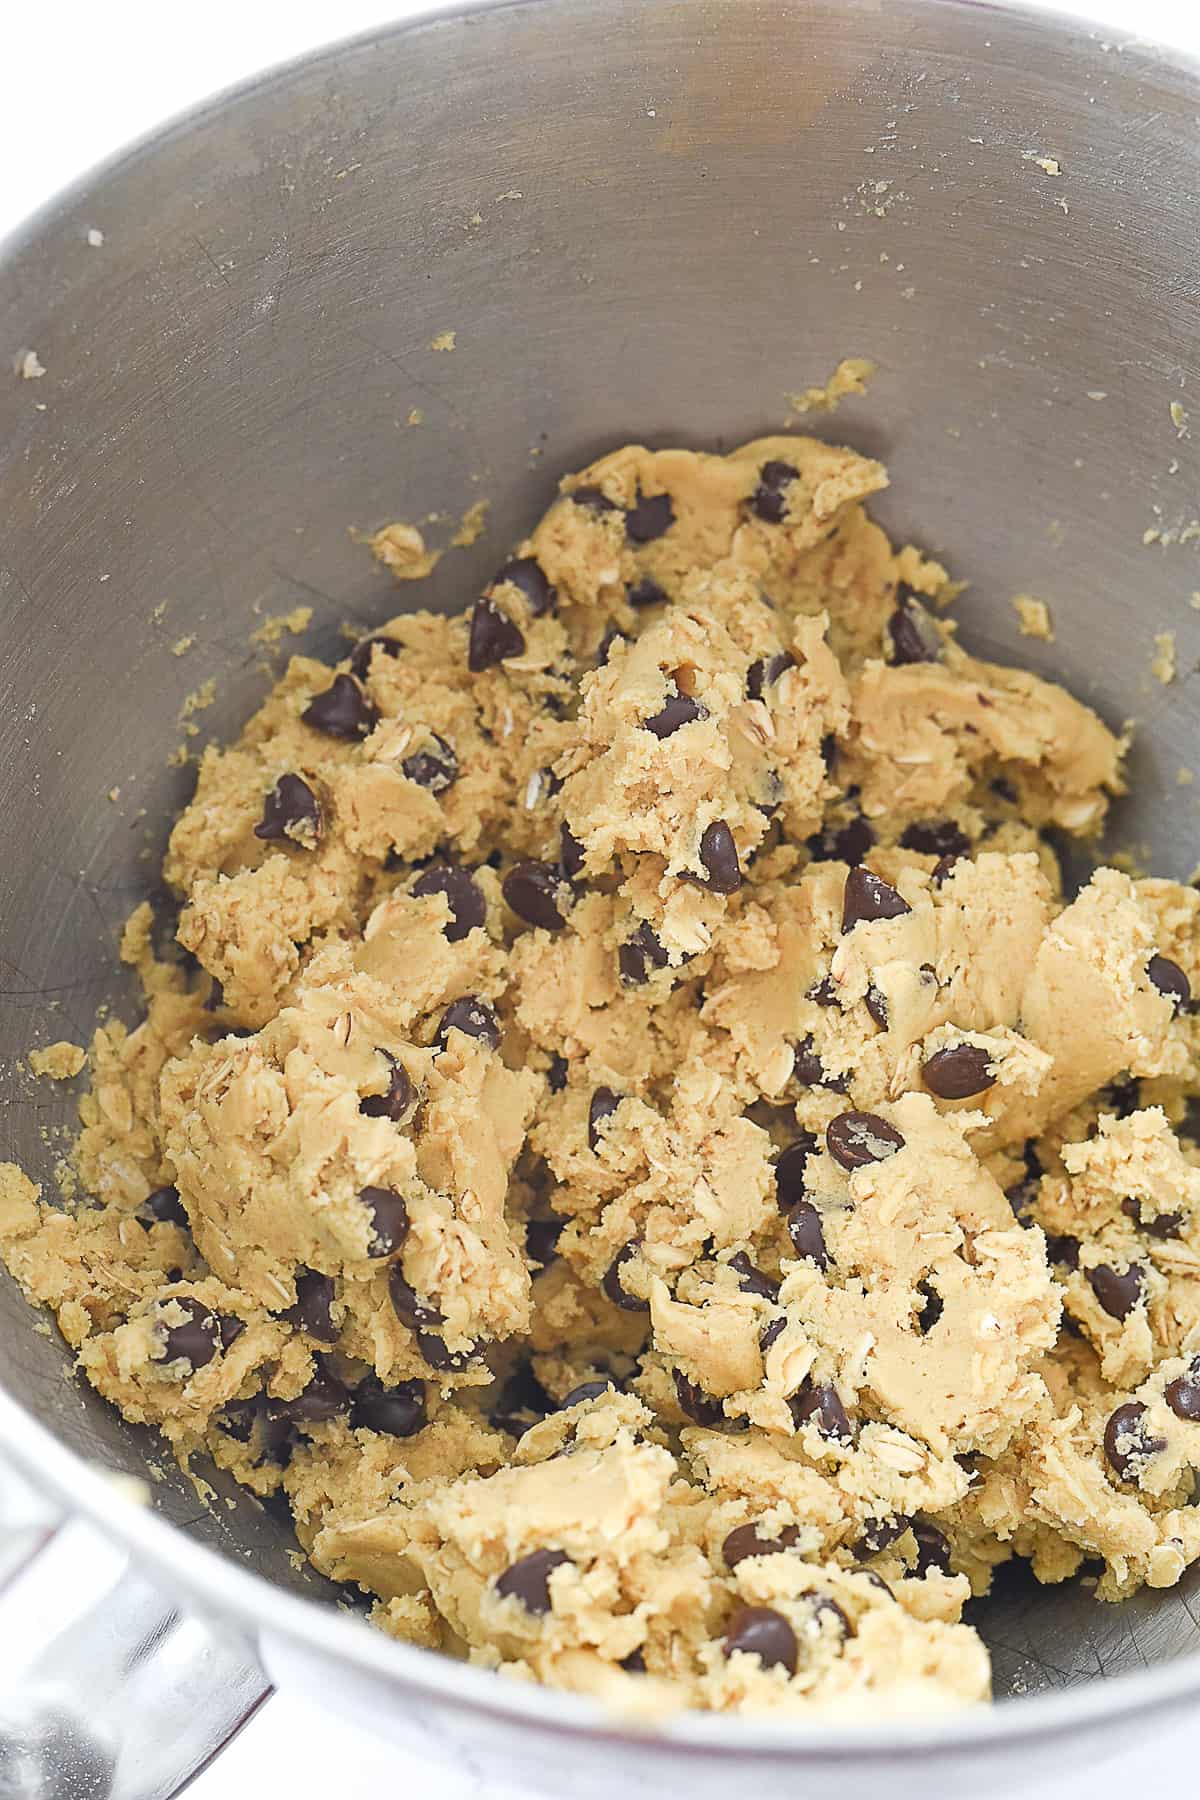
[[1, 0, 1199, 1741]]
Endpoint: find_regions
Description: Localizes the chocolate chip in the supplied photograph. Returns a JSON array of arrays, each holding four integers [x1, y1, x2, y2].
[[722, 1523, 800, 1568], [141, 1185, 188, 1228], [359, 1186, 410, 1257], [643, 686, 707, 739], [350, 1375, 427, 1437], [254, 773, 322, 845], [807, 816, 875, 865], [597, 626, 628, 664], [806, 1594, 852, 1641], [674, 1369, 725, 1426], [418, 1331, 482, 1372], [1007, 1179, 1036, 1223], [436, 995, 501, 1051], [625, 490, 675, 543], [990, 775, 1018, 804], [723, 1605, 797, 1675], [912, 1519, 952, 1576], [559, 822, 586, 881], [887, 587, 943, 665], [1148, 953, 1192, 1013], [1104, 1401, 1165, 1481], [1045, 1233, 1081, 1270], [468, 596, 525, 671], [841, 866, 911, 933], [698, 820, 741, 894], [281, 1366, 349, 1424], [217, 1315, 245, 1351], [619, 922, 669, 986], [160, 1297, 222, 1370], [826, 1110, 905, 1170], [1166, 1359, 1200, 1421], [588, 1087, 622, 1151], [749, 460, 799, 526], [603, 1240, 649, 1312], [916, 1281, 944, 1333], [746, 652, 794, 700], [491, 1363, 554, 1436], [820, 733, 838, 771], [1088, 1261, 1144, 1321], [526, 1218, 564, 1269], [1105, 1076, 1141, 1118], [627, 577, 668, 608], [495, 1547, 573, 1615], [360, 1052, 413, 1123], [792, 1035, 848, 1093], [854, 1514, 910, 1558], [348, 634, 403, 681], [302, 673, 379, 740], [774, 1137, 817, 1211], [547, 1052, 568, 1093], [285, 1268, 338, 1343], [620, 1649, 647, 1672], [401, 733, 459, 794], [787, 1201, 830, 1270], [387, 1268, 444, 1331], [571, 484, 620, 514], [411, 862, 486, 942], [922, 1043, 995, 1100], [932, 853, 962, 886], [864, 985, 889, 1031], [1121, 1197, 1184, 1239], [900, 820, 969, 859], [493, 556, 555, 616], [808, 976, 840, 1007], [559, 1377, 616, 1409], [503, 860, 568, 932], [759, 1315, 787, 1353], [730, 1252, 778, 1301], [790, 1380, 853, 1442]]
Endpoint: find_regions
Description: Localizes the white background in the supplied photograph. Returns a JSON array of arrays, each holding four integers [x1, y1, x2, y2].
[[3, 1, 1200, 1795]]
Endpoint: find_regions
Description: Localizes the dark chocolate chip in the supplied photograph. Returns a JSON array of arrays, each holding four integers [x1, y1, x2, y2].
[[560, 1377, 616, 1409], [1007, 1178, 1037, 1223], [490, 1363, 554, 1436], [841, 866, 911, 933], [411, 862, 486, 942], [887, 588, 943, 665], [468, 596, 526, 672], [808, 976, 840, 1007], [932, 853, 961, 886], [596, 626, 627, 664], [588, 1087, 622, 1151], [254, 773, 322, 845], [627, 577, 668, 609], [503, 860, 568, 932], [494, 556, 555, 616], [141, 1185, 188, 1228], [495, 1547, 573, 1615], [625, 490, 675, 543], [603, 1240, 649, 1313], [359, 1186, 410, 1258], [820, 732, 839, 771], [1105, 1076, 1141, 1118], [826, 1110, 905, 1171], [699, 820, 742, 894], [759, 1316, 787, 1353], [990, 775, 1018, 804], [674, 1369, 725, 1427], [912, 1519, 952, 1577], [571, 484, 620, 514], [1088, 1262, 1144, 1321], [1121, 1197, 1184, 1240], [1148, 954, 1192, 1013], [349, 634, 403, 681], [792, 1035, 848, 1093], [436, 996, 501, 1051], [302, 673, 379, 740], [922, 1043, 996, 1100], [774, 1137, 818, 1212], [559, 822, 586, 881], [750, 460, 799, 525], [1166, 1359, 1200, 1421], [526, 1218, 564, 1269], [900, 819, 970, 859], [388, 1268, 444, 1331], [217, 1315, 246, 1351], [916, 1281, 944, 1333], [286, 1268, 338, 1343], [350, 1375, 427, 1437], [1104, 1401, 1165, 1481], [160, 1297, 221, 1370], [864, 985, 889, 1030], [723, 1605, 797, 1675], [619, 922, 669, 986], [790, 1379, 853, 1442], [722, 1523, 800, 1568], [806, 1594, 853, 1641], [417, 1330, 481, 1373], [1044, 1233, 1081, 1270], [746, 652, 794, 700], [280, 1366, 349, 1424], [643, 686, 707, 739], [547, 1052, 568, 1093], [854, 1514, 910, 1558], [787, 1201, 829, 1270], [807, 816, 876, 865], [730, 1251, 778, 1301], [401, 732, 459, 794], [620, 1649, 647, 1673], [360, 1052, 413, 1123]]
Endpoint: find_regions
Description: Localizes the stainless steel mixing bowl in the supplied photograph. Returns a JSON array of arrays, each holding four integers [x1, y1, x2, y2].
[[2, 0, 1200, 1791]]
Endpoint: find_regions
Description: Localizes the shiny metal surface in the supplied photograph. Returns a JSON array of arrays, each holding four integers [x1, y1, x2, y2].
[[1, 0, 1200, 1789]]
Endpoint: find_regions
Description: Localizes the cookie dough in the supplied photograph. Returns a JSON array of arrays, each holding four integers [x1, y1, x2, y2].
[[4, 433, 1200, 1720]]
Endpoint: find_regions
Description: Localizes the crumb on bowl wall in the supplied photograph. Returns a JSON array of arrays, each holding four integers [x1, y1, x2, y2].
[[28, 1042, 86, 1081]]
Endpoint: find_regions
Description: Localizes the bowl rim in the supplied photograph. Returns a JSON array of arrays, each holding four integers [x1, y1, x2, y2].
[[3, 0, 1200, 1758]]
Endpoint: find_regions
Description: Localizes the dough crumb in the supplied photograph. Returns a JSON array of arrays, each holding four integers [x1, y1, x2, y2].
[[14, 348, 45, 380], [1024, 152, 1062, 176], [86, 227, 104, 247], [1177, 767, 1194, 787], [451, 499, 490, 548], [786, 356, 876, 418], [28, 1042, 86, 1081], [171, 636, 195, 657], [429, 330, 457, 352], [1151, 631, 1177, 685], [251, 606, 313, 648], [1012, 595, 1055, 642], [368, 521, 443, 582], [1171, 401, 1190, 437], [407, 408, 424, 427]]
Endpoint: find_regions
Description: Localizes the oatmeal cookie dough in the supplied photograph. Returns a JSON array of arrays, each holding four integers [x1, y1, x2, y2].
[[3, 432, 1199, 1720]]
